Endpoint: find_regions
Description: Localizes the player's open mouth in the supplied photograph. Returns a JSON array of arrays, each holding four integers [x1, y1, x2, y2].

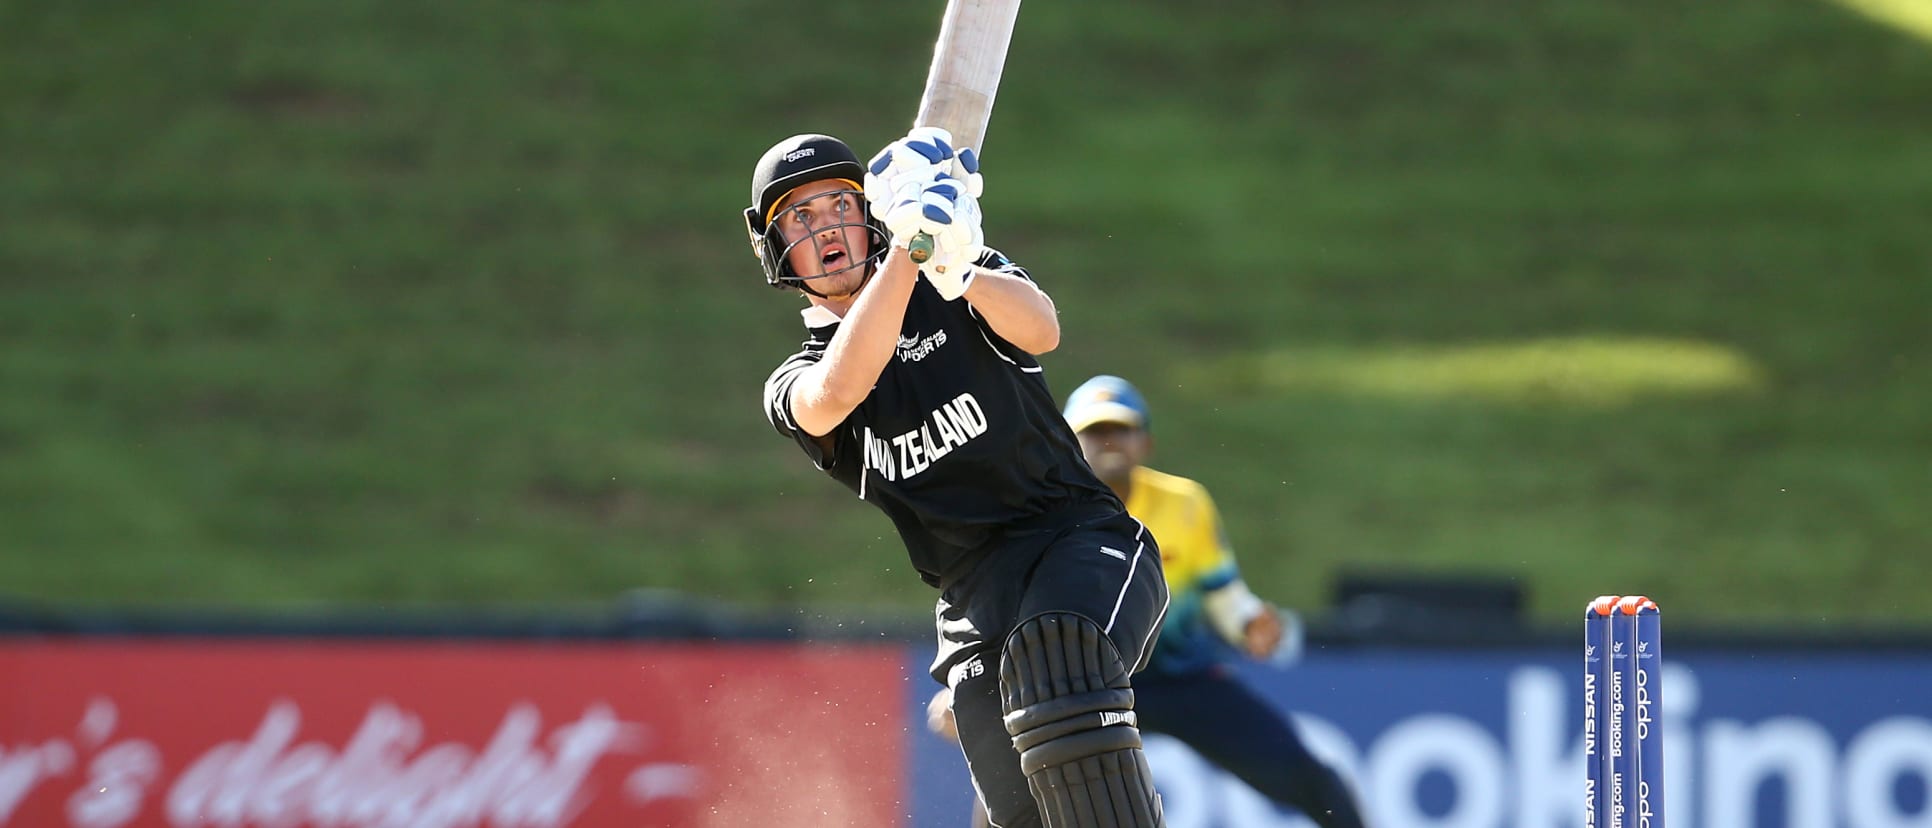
[[821, 246, 847, 267]]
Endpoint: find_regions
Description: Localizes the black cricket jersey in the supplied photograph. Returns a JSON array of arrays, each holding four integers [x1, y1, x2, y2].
[[763, 249, 1124, 588]]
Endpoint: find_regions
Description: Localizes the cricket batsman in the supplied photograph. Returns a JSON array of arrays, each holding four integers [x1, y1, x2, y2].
[[747, 130, 1171, 827]]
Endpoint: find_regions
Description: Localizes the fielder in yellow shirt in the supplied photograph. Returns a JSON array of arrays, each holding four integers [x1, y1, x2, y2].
[[1061, 375, 1367, 828]]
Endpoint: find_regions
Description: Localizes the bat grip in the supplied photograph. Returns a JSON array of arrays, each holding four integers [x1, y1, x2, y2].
[[908, 232, 935, 264]]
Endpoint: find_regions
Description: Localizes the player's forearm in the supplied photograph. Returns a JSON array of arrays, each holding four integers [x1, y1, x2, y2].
[[812, 255, 917, 403], [960, 267, 1060, 354], [791, 253, 918, 435]]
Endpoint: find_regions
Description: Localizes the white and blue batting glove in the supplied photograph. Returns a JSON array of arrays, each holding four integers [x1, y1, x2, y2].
[[950, 144, 983, 199], [925, 189, 984, 300], [864, 128, 948, 211], [880, 173, 984, 301], [864, 127, 984, 212]]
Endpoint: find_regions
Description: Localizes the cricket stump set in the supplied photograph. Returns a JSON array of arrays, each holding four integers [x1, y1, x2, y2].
[[1584, 595, 1663, 828]]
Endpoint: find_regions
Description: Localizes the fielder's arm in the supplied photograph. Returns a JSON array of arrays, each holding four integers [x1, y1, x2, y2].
[[1204, 579, 1297, 660]]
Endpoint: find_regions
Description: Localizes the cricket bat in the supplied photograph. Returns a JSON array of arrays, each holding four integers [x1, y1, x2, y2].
[[907, 0, 1023, 264]]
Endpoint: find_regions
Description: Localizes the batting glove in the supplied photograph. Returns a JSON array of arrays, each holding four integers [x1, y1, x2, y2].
[[880, 174, 984, 301], [864, 127, 984, 212]]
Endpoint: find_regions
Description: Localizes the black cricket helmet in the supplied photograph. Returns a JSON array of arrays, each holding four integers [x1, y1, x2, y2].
[[744, 134, 889, 293]]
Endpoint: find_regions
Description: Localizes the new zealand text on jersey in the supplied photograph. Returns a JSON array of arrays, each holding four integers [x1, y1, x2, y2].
[[863, 392, 989, 481]]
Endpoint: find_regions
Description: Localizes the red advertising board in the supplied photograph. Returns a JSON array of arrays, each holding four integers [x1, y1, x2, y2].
[[0, 639, 905, 828]]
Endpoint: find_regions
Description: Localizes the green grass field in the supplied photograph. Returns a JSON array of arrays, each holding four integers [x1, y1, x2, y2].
[[2, 0, 1927, 628]]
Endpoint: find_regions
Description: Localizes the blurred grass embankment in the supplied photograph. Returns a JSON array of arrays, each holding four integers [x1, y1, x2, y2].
[[1, 0, 1928, 628]]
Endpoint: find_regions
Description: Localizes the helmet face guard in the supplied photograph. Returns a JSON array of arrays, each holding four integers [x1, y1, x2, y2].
[[745, 134, 888, 296], [743, 188, 889, 295]]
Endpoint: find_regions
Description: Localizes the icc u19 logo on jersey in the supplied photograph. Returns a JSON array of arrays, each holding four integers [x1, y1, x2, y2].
[[897, 330, 949, 362]]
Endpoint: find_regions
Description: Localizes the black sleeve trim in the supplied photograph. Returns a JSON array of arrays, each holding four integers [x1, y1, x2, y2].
[[763, 349, 842, 470]]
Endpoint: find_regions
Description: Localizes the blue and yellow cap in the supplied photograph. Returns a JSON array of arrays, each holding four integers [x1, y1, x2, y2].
[[1063, 375, 1151, 433]]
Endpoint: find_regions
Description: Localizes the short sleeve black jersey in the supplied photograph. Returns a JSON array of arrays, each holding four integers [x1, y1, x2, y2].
[[763, 249, 1124, 587]]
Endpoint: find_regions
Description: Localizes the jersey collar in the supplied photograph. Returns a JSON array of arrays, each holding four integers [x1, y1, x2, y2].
[[800, 304, 843, 328]]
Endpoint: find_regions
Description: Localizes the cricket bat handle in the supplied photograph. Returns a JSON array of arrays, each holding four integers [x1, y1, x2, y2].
[[908, 232, 936, 264]]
